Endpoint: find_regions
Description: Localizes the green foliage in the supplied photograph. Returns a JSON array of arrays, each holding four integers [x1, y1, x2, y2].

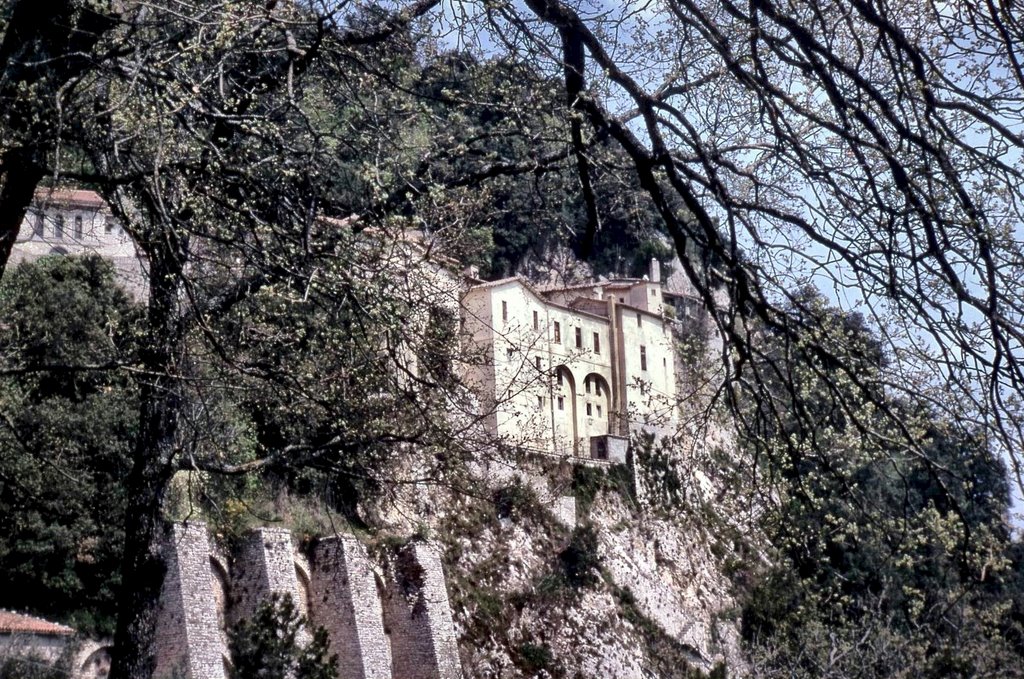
[[738, 289, 1024, 677], [633, 432, 686, 514], [558, 525, 601, 590], [492, 481, 538, 521], [228, 593, 337, 679], [571, 464, 637, 518], [0, 657, 67, 679], [0, 256, 139, 635], [394, 51, 683, 279], [514, 641, 556, 675]]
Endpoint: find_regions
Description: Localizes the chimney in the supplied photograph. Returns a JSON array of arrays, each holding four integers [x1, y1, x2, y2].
[[650, 258, 661, 284]]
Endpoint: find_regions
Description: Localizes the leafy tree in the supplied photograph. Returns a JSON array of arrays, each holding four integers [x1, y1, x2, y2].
[[0, 255, 139, 636], [228, 594, 337, 679], [738, 291, 1024, 677], [0, 3, 1023, 679]]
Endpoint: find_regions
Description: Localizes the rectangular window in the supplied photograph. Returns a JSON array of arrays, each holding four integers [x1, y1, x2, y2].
[[554, 321, 561, 343], [104, 218, 114, 234], [596, 405, 602, 418], [533, 310, 539, 330], [637, 313, 642, 327], [575, 327, 582, 348], [33, 213, 44, 237], [557, 372, 563, 386], [640, 345, 648, 371], [73, 216, 83, 239], [585, 378, 591, 394], [53, 215, 64, 239], [502, 300, 508, 322], [557, 396, 564, 411], [537, 396, 544, 410], [535, 356, 542, 370], [586, 403, 593, 416], [593, 332, 600, 354], [595, 382, 601, 396]]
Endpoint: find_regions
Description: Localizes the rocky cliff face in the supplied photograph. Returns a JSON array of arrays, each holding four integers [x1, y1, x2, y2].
[[373, 415, 756, 679]]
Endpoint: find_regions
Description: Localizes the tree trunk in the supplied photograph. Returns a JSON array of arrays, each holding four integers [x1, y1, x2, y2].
[[108, 240, 185, 679]]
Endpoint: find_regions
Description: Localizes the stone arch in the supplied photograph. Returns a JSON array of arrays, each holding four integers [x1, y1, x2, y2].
[[294, 560, 312, 621], [78, 645, 113, 679], [374, 570, 392, 637], [210, 556, 231, 648], [552, 365, 578, 455]]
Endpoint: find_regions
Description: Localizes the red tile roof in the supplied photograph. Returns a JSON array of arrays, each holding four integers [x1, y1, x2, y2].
[[33, 188, 106, 209], [0, 610, 75, 636]]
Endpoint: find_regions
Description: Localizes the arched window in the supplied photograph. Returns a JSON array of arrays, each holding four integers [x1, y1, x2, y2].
[[582, 373, 612, 438], [74, 215, 83, 238], [552, 365, 578, 455], [53, 215, 64, 239]]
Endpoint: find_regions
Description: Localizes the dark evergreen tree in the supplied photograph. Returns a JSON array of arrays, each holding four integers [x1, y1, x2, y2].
[[0, 255, 140, 636], [228, 594, 337, 679]]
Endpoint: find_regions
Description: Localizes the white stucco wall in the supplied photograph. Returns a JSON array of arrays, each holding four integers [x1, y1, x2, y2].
[[462, 278, 677, 457]]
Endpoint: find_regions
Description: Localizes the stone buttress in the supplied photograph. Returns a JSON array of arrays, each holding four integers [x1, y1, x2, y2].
[[152, 524, 463, 679], [311, 536, 392, 679], [381, 543, 463, 679], [230, 527, 309, 645], [153, 522, 227, 679]]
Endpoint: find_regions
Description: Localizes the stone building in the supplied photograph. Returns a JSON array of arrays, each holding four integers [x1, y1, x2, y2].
[[0, 609, 75, 665], [8, 188, 688, 466], [9, 188, 147, 298], [0, 610, 112, 679], [461, 261, 678, 462]]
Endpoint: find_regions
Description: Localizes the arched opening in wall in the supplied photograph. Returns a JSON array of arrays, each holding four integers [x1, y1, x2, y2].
[[374, 571, 393, 639], [79, 646, 113, 679], [552, 365, 578, 455], [294, 562, 312, 622], [582, 374, 612, 439], [210, 556, 231, 648]]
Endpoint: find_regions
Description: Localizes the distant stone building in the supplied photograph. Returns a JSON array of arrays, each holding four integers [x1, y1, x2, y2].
[[461, 261, 679, 462], [0, 609, 75, 664], [0, 610, 112, 679], [9, 188, 148, 298]]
